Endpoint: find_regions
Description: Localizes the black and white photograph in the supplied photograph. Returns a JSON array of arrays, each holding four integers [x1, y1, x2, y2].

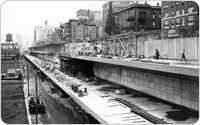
[[1, 0, 199, 124]]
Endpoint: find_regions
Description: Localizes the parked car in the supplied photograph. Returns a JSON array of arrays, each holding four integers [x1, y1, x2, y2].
[[29, 96, 46, 114]]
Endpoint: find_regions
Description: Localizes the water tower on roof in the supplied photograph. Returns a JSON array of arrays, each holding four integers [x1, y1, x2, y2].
[[6, 33, 13, 43]]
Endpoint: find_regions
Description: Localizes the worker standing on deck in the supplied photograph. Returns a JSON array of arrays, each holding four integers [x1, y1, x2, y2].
[[155, 49, 160, 60], [181, 49, 187, 62]]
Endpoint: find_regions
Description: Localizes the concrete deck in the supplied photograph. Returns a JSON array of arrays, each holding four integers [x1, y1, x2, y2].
[[25, 54, 198, 124], [25, 54, 152, 124], [69, 56, 199, 77]]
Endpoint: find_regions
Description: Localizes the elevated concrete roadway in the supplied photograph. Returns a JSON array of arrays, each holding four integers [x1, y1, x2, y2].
[[71, 56, 199, 77], [25, 55, 152, 124], [25, 54, 199, 124]]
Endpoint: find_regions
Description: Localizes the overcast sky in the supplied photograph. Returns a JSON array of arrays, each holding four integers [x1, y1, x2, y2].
[[1, 0, 160, 44]]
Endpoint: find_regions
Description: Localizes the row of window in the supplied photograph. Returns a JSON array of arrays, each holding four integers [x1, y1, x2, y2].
[[116, 12, 161, 22], [72, 32, 96, 36], [152, 13, 162, 19], [1, 53, 20, 61], [163, 1, 193, 10], [115, 13, 131, 23], [72, 29, 96, 34], [72, 27, 96, 30], [116, 20, 160, 28], [164, 7, 195, 18], [117, 20, 158, 28], [116, 13, 161, 28], [163, 16, 195, 29]]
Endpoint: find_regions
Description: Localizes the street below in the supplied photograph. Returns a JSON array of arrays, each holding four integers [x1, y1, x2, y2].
[[26, 71, 84, 124]]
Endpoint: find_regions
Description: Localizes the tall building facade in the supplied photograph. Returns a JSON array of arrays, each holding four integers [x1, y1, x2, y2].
[[67, 19, 97, 42], [15, 34, 24, 53], [77, 9, 90, 20], [89, 10, 101, 22], [102, 1, 135, 34], [34, 21, 55, 46], [76, 9, 101, 23], [60, 22, 70, 42], [46, 28, 63, 44], [69, 19, 78, 42], [114, 2, 161, 33], [76, 21, 97, 42], [162, 1, 199, 38], [76, 9, 102, 38], [89, 10, 102, 38]]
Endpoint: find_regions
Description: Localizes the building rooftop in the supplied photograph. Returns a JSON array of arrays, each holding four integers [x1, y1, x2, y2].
[[1, 43, 20, 51], [114, 2, 161, 14]]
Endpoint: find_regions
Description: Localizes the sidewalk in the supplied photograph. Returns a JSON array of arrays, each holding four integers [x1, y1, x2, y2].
[[21, 64, 32, 124], [23, 71, 44, 124]]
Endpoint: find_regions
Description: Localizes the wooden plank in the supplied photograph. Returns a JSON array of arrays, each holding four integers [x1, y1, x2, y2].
[[103, 34, 199, 60]]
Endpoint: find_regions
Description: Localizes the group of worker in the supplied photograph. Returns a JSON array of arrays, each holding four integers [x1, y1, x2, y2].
[[154, 49, 187, 62]]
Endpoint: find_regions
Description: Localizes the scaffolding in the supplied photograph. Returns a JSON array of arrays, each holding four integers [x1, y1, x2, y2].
[[102, 32, 137, 57], [101, 30, 161, 58]]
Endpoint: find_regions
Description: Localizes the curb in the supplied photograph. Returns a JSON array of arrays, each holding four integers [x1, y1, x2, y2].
[[24, 94, 32, 124], [23, 79, 32, 124]]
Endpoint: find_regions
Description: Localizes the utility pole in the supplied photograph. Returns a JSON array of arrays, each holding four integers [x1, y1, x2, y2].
[[35, 71, 38, 124], [27, 63, 30, 96], [135, 35, 138, 58]]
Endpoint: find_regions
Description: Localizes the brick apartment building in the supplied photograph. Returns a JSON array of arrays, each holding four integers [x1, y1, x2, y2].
[[76, 9, 102, 38], [59, 22, 70, 42], [102, 1, 134, 34], [63, 19, 97, 43], [162, 1, 199, 38], [76, 9, 101, 25], [114, 2, 161, 33]]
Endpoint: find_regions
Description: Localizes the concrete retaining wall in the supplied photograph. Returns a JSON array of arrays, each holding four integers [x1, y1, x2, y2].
[[93, 63, 199, 111]]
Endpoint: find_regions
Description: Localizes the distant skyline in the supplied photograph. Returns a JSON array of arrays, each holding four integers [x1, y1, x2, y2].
[[1, 0, 160, 44], [1, 1, 106, 43]]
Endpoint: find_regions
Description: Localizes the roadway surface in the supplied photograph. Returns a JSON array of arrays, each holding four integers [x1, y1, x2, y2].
[[25, 54, 198, 124], [24, 70, 84, 124]]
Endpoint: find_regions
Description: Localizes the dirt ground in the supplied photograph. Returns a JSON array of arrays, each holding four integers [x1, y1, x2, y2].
[[1, 80, 28, 124]]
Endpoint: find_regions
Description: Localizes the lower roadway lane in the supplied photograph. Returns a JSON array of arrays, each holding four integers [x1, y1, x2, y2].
[[26, 72, 84, 124]]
